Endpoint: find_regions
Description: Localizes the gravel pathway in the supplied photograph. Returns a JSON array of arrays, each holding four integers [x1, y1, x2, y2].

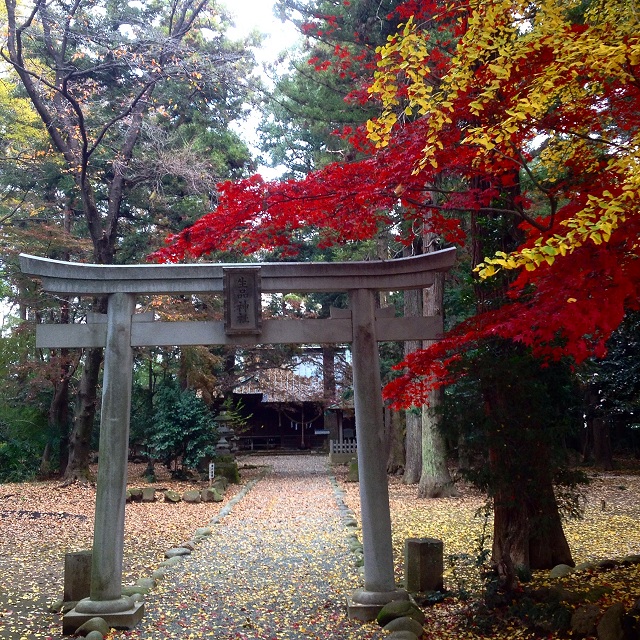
[[114, 455, 383, 640]]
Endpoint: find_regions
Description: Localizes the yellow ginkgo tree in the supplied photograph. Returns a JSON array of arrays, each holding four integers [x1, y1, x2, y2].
[[368, 0, 640, 277]]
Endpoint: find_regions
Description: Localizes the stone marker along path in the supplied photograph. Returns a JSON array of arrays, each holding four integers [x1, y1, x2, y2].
[[113, 455, 384, 640]]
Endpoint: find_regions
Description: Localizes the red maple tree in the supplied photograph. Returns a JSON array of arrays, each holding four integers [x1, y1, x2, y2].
[[151, 0, 640, 407]]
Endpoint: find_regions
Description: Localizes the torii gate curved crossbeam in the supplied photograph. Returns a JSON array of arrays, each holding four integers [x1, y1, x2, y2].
[[20, 248, 456, 632], [20, 248, 455, 295]]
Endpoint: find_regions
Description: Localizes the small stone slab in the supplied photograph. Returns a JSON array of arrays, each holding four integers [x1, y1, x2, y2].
[[152, 568, 167, 581], [201, 487, 223, 502], [405, 537, 444, 592], [597, 602, 625, 640], [135, 577, 155, 589], [571, 604, 601, 636], [77, 616, 110, 636], [159, 556, 183, 567], [183, 490, 201, 503], [383, 616, 424, 636], [64, 550, 92, 602], [128, 488, 143, 502], [141, 488, 156, 503], [164, 490, 181, 503], [48, 598, 65, 613], [165, 547, 191, 558], [211, 477, 228, 492], [549, 564, 574, 579], [377, 600, 426, 627], [347, 537, 363, 552], [85, 631, 104, 640]]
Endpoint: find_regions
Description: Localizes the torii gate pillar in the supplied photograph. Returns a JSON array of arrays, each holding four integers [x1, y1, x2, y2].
[[347, 288, 408, 615], [64, 292, 144, 632]]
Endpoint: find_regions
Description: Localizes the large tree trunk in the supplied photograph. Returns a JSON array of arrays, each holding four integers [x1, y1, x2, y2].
[[386, 407, 405, 474], [592, 417, 614, 470], [42, 367, 70, 477], [63, 347, 103, 484], [404, 409, 421, 483], [418, 269, 456, 497], [582, 382, 614, 470], [43, 212, 72, 478], [322, 345, 336, 401], [528, 478, 574, 569], [403, 289, 422, 484], [486, 378, 574, 582], [419, 387, 457, 497], [491, 453, 574, 574]]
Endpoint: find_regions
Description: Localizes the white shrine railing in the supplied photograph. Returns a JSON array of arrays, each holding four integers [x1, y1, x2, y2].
[[330, 438, 358, 454]]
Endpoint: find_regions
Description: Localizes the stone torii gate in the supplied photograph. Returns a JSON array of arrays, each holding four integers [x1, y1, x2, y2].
[[20, 248, 455, 632]]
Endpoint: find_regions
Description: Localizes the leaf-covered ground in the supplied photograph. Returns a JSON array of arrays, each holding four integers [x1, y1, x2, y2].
[[0, 462, 259, 639], [1, 456, 639, 639], [337, 467, 640, 639]]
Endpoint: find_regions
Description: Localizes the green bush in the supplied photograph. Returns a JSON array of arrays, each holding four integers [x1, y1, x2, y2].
[[0, 437, 41, 482], [0, 404, 48, 482], [150, 380, 218, 474], [214, 459, 240, 484]]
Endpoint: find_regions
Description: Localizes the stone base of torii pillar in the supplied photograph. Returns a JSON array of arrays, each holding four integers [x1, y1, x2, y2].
[[346, 589, 410, 622], [63, 599, 144, 635]]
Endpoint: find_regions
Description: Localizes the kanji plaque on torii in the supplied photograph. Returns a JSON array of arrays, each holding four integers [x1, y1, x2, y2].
[[19, 248, 455, 633], [224, 267, 262, 335]]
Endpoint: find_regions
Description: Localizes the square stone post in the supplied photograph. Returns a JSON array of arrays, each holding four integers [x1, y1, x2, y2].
[[64, 292, 144, 633], [347, 288, 407, 619], [405, 538, 444, 592]]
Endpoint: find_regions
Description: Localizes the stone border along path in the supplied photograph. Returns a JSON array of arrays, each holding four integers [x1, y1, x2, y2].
[[111, 455, 385, 640]]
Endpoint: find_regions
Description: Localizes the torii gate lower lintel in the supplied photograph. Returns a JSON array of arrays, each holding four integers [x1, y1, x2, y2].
[[19, 248, 456, 632]]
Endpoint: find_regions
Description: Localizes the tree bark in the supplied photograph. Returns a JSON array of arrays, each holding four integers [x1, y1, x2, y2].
[[43, 210, 72, 478], [418, 270, 456, 497], [485, 381, 574, 578], [403, 289, 422, 484], [42, 368, 70, 477], [491, 454, 574, 572], [386, 407, 405, 474], [322, 345, 337, 401], [418, 387, 457, 497], [64, 347, 103, 484], [592, 417, 614, 470]]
